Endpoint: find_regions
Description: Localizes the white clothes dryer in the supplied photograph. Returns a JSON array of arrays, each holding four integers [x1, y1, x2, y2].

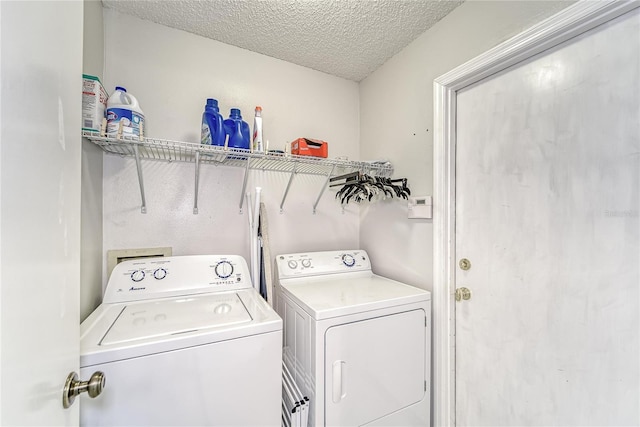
[[274, 250, 431, 427], [80, 255, 282, 426]]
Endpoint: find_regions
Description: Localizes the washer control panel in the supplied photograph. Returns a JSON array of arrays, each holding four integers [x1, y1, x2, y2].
[[276, 250, 371, 278], [103, 255, 252, 304]]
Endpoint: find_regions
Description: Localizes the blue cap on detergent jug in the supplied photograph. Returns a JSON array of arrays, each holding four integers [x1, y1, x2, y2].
[[230, 108, 242, 118], [115, 86, 127, 92], [206, 98, 218, 107]]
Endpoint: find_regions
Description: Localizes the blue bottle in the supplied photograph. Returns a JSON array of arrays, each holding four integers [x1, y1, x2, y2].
[[201, 98, 225, 146], [224, 108, 251, 150]]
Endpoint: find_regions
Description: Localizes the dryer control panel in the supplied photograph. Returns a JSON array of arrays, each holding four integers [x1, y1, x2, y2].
[[276, 250, 371, 278], [103, 255, 253, 304]]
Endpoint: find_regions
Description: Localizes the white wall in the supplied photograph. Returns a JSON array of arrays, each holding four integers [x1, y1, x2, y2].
[[359, 0, 574, 290], [81, 0, 104, 321], [100, 10, 360, 289]]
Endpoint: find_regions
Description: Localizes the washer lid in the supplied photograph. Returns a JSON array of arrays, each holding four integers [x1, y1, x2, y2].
[[81, 289, 282, 367], [280, 273, 431, 320], [101, 293, 252, 346]]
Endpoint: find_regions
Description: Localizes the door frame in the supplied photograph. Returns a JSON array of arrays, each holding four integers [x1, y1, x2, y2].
[[432, 1, 640, 425]]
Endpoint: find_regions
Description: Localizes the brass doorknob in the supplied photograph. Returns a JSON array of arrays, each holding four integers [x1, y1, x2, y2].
[[455, 287, 472, 302], [62, 371, 106, 409]]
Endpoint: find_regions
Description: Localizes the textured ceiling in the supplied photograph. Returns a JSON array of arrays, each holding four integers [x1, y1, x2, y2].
[[102, 0, 464, 81]]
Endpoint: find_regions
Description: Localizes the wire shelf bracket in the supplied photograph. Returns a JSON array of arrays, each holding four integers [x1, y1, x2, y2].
[[193, 151, 201, 214], [280, 163, 298, 214], [313, 164, 336, 214], [239, 157, 251, 213], [132, 144, 147, 214]]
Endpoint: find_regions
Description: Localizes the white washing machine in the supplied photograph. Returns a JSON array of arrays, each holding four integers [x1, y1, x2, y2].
[[274, 250, 431, 427], [80, 255, 282, 426]]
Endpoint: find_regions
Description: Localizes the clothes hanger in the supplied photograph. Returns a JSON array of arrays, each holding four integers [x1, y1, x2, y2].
[[331, 172, 411, 206]]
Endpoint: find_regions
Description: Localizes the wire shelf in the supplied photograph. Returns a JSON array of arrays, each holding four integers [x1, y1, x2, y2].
[[82, 131, 394, 214], [82, 131, 394, 177]]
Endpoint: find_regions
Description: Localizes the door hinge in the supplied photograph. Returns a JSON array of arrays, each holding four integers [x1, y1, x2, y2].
[[424, 380, 427, 391], [425, 317, 427, 327]]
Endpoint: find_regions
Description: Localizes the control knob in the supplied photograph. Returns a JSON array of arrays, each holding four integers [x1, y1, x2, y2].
[[341, 254, 356, 267], [131, 270, 145, 282], [288, 260, 298, 269], [215, 261, 234, 279], [153, 268, 167, 280], [301, 259, 311, 268]]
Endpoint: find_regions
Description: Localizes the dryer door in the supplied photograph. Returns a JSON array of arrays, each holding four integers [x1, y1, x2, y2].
[[324, 309, 427, 426]]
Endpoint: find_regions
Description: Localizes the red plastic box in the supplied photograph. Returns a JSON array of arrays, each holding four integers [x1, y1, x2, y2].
[[291, 138, 328, 158]]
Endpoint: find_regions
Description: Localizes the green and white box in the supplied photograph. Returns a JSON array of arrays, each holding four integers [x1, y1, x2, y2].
[[82, 74, 108, 132]]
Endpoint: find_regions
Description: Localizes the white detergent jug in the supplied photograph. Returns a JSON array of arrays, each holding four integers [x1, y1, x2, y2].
[[106, 86, 145, 137]]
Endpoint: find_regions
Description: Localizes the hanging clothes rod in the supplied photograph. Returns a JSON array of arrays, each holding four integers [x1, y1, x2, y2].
[[329, 171, 359, 182]]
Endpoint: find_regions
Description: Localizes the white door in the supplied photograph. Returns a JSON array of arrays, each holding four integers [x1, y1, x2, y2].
[[324, 310, 426, 426], [0, 1, 83, 424], [455, 8, 639, 426]]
